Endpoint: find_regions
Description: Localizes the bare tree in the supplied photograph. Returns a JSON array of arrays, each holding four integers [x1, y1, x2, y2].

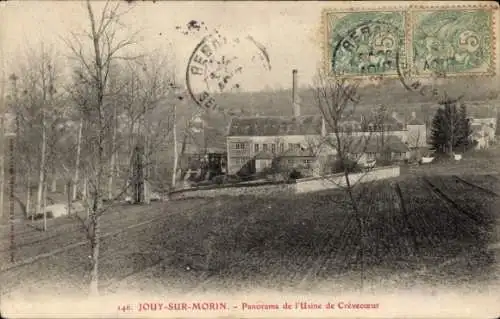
[[63, 1, 178, 295], [62, 0, 141, 295], [117, 54, 176, 197], [313, 70, 384, 291], [10, 45, 65, 230]]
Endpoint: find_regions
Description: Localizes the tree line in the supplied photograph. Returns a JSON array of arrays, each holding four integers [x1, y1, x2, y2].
[[0, 0, 198, 295]]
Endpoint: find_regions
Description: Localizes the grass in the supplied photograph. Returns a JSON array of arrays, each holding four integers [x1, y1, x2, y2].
[[147, 174, 499, 292], [1, 174, 499, 297]]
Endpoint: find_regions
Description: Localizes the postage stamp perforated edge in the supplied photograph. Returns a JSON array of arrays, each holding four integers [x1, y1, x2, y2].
[[320, 6, 409, 80], [320, 2, 499, 79], [408, 2, 498, 77]]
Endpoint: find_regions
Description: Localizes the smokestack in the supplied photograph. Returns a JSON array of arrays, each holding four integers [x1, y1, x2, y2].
[[292, 69, 300, 117]]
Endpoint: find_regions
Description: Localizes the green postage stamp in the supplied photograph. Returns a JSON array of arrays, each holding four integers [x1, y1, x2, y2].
[[411, 9, 494, 76], [323, 10, 407, 77], [323, 4, 497, 78]]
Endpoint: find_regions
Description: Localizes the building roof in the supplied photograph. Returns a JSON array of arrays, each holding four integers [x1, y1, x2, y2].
[[227, 115, 323, 136], [348, 135, 409, 154], [407, 118, 425, 125], [325, 115, 406, 133], [186, 126, 227, 152]]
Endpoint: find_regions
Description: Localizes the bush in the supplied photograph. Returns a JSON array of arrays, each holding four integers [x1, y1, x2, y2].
[[331, 158, 362, 174], [212, 175, 226, 185], [376, 158, 393, 167], [289, 169, 303, 180]]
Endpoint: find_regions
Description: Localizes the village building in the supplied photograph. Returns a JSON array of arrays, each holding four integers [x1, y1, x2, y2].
[[469, 117, 496, 150], [225, 70, 430, 176], [225, 115, 326, 176], [225, 111, 425, 176]]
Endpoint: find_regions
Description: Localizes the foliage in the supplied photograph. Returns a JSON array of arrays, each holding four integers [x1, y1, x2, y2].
[[375, 157, 393, 167], [430, 99, 471, 154], [331, 158, 362, 174], [288, 169, 303, 180]]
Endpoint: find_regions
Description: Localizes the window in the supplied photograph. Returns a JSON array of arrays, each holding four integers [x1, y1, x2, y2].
[[288, 159, 295, 164], [367, 152, 376, 160], [254, 144, 259, 152], [303, 159, 313, 164], [279, 143, 284, 153], [234, 143, 246, 150], [288, 143, 294, 150], [271, 143, 276, 153], [263, 144, 268, 152]]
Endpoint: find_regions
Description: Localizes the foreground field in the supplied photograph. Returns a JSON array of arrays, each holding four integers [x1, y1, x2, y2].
[[1, 174, 499, 298]]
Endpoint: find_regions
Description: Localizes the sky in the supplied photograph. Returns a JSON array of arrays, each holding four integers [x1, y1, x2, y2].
[[1, 1, 328, 92], [1, 1, 499, 94]]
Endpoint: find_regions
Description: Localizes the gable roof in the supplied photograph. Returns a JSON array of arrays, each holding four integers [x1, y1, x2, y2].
[[186, 126, 227, 152], [407, 118, 425, 125], [324, 115, 405, 133], [227, 115, 323, 136], [347, 135, 409, 154]]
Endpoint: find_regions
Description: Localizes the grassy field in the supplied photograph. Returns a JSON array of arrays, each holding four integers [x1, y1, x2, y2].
[[2, 172, 498, 298], [403, 145, 500, 176]]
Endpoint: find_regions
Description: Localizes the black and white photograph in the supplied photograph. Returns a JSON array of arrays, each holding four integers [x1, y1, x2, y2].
[[0, 1, 499, 317]]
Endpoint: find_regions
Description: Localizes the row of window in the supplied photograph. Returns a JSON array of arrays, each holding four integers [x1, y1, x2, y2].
[[231, 158, 314, 165], [233, 142, 302, 152]]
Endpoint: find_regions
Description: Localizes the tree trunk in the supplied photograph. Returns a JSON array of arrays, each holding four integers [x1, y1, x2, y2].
[[72, 119, 83, 201], [82, 176, 87, 200], [143, 133, 150, 205], [51, 174, 57, 193], [89, 213, 100, 296], [171, 104, 178, 189], [82, 176, 88, 219], [66, 181, 72, 216], [0, 115, 5, 222], [26, 173, 32, 221], [108, 106, 117, 201], [37, 121, 47, 230], [42, 181, 47, 231]]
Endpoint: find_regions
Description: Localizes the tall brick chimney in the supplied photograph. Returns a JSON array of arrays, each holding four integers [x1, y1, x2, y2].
[[292, 69, 300, 117]]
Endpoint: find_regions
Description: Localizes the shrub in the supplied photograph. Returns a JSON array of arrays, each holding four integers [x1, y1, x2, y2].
[[289, 169, 303, 180], [376, 158, 393, 167], [212, 175, 226, 185], [331, 158, 362, 174]]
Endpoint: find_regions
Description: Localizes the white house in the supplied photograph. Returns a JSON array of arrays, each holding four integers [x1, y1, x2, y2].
[[469, 117, 496, 149]]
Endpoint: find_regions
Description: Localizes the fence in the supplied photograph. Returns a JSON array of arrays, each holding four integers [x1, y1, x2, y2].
[[168, 166, 400, 199]]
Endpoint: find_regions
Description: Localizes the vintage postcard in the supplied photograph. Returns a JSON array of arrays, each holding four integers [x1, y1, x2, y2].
[[0, 1, 499, 318]]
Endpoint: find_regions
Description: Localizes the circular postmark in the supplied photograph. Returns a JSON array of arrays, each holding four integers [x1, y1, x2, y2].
[[395, 50, 452, 102], [330, 20, 406, 80], [184, 23, 271, 114]]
